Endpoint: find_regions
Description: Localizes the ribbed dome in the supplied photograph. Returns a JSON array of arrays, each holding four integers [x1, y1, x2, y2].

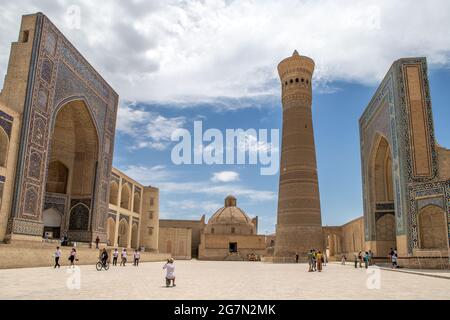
[[205, 196, 256, 235], [209, 206, 251, 225]]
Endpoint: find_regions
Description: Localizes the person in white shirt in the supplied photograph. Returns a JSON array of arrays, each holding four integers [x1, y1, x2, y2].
[[163, 258, 176, 287], [120, 249, 127, 267], [112, 249, 119, 266], [134, 250, 141, 267], [54, 247, 62, 268]]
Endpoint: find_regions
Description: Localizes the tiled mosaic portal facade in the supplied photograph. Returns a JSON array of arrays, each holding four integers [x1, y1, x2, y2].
[[1, 13, 118, 243], [360, 58, 449, 258]]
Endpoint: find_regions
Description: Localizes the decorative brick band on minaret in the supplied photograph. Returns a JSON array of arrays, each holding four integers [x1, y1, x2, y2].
[[274, 51, 324, 262]]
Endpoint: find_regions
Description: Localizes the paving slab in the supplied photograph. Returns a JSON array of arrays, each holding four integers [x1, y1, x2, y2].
[[0, 261, 449, 300]]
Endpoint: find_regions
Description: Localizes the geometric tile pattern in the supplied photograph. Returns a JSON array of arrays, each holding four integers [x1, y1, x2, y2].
[[360, 58, 448, 254], [9, 14, 119, 242]]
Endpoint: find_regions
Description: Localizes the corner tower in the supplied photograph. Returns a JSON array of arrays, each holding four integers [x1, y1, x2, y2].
[[274, 51, 324, 262]]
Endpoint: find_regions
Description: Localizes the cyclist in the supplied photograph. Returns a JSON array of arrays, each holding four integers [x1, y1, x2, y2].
[[100, 248, 108, 267]]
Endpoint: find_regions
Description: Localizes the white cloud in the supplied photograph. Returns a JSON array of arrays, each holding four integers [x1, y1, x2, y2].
[[211, 171, 240, 183], [119, 165, 172, 185], [166, 200, 221, 214], [158, 181, 276, 202], [117, 102, 186, 150], [2, 1, 450, 104], [118, 164, 275, 202]]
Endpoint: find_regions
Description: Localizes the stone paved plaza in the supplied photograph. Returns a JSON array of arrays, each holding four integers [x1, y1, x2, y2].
[[0, 261, 449, 300]]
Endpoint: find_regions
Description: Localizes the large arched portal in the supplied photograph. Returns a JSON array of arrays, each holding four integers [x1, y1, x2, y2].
[[46, 100, 99, 240], [369, 136, 397, 256]]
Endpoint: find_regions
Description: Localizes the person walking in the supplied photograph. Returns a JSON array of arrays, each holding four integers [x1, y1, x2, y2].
[[54, 246, 62, 268], [95, 236, 100, 249], [68, 248, 77, 268], [295, 253, 299, 264], [316, 251, 323, 272], [354, 254, 358, 268], [163, 258, 176, 287], [392, 252, 398, 269], [134, 250, 141, 267], [120, 249, 127, 266], [358, 251, 363, 268], [112, 249, 119, 266]]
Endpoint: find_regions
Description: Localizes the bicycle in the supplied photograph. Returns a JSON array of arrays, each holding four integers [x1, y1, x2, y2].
[[96, 260, 110, 271]]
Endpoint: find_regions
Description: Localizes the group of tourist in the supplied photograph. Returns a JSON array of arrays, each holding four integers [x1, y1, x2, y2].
[[53, 247, 78, 268], [100, 248, 142, 267], [342, 249, 399, 269], [52, 246, 177, 287], [53, 247, 142, 269], [352, 250, 373, 269], [110, 248, 142, 267], [306, 249, 326, 272]]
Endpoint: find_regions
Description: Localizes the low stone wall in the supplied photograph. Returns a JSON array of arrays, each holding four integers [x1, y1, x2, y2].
[[0, 244, 170, 269], [398, 256, 450, 270]]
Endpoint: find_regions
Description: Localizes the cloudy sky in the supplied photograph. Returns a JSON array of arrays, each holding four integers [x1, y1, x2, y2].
[[1, 1, 450, 233]]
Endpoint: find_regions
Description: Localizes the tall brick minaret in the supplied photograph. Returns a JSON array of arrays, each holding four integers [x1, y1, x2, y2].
[[274, 51, 324, 262]]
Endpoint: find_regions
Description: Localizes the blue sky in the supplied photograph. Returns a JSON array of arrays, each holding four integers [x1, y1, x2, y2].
[[1, 1, 450, 234], [112, 67, 450, 234]]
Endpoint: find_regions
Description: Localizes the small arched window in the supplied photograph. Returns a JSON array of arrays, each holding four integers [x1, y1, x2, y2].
[[109, 182, 119, 205], [211, 228, 215, 234], [290, 79, 293, 84], [295, 78, 299, 83], [133, 192, 141, 213], [231, 227, 235, 234], [301, 78, 305, 83], [120, 185, 131, 210]]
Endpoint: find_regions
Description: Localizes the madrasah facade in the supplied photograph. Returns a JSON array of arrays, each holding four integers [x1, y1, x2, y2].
[[0, 13, 448, 268]]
